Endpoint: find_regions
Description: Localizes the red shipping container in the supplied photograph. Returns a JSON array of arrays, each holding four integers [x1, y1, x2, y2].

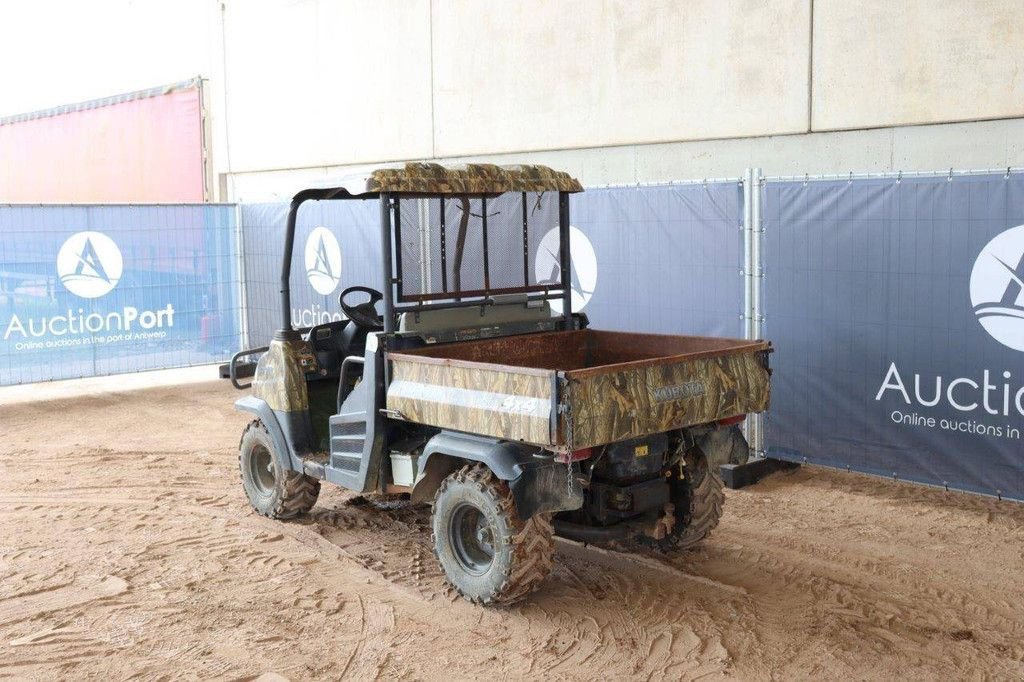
[[0, 79, 207, 203]]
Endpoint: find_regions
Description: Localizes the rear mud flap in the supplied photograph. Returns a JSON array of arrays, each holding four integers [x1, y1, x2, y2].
[[509, 460, 584, 520]]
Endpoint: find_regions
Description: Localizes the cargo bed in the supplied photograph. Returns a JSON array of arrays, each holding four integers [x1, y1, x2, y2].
[[386, 330, 771, 450]]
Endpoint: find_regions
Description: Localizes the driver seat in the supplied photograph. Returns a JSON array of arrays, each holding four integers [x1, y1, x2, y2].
[[308, 320, 366, 378]]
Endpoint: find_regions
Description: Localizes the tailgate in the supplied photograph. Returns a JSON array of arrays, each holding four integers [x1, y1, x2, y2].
[[562, 343, 771, 449]]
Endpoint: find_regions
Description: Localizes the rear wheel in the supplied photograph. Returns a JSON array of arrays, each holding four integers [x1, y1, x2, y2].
[[431, 464, 553, 605], [655, 447, 724, 551], [239, 419, 320, 519]]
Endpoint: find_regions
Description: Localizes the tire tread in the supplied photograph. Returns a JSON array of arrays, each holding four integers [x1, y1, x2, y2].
[[432, 464, 554, 606]]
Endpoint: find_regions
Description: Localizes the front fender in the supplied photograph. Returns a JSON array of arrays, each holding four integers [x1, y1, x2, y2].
[[411, 431, 583, 519], [234, 395, 303, 471]]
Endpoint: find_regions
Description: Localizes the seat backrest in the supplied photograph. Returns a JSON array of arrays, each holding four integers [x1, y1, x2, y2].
[[397, 294, 553, 334]]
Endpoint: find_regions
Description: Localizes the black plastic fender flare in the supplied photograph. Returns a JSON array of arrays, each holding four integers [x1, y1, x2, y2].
[[696, 423, 750, 469], [234, 395, 303, 472], [411, 431, 583, 520]]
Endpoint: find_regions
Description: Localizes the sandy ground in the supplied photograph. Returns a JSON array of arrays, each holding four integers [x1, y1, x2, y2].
[[0, 379, 1022, 681]]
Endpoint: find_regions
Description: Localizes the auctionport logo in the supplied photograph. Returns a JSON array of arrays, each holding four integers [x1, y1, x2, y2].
[[535, 226, 597, 314], [57, 231, 123, 298], [305, 227, 342, 295], [876, 223, 1024, 441], [4, 230, 175, 345], [971, 224, 1024, 352]]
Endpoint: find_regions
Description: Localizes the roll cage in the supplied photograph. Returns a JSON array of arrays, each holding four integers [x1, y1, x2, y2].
[[276, 163, 584, 338]]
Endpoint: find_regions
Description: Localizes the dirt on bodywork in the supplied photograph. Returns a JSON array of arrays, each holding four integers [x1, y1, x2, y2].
[[0, 380, 1022, 679]]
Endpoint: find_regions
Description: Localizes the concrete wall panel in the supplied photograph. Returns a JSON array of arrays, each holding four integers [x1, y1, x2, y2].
[[221, 0, 433, 173], [229, 118, 1024, 202], [890, 118, 1024, 171], [813, 0, 1024, 131], [431, 0, 811, 156]]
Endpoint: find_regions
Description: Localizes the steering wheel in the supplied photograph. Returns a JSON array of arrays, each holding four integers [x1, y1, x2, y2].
[[340, 286, 384, 330]]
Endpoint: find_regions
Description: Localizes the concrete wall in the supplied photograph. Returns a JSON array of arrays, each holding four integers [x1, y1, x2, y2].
[[2, 0, 1022, 200], [226, 117, 1024, 202], [219, 0, 1024, 200]]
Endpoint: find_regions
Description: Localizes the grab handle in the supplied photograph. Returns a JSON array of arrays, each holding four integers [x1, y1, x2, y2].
[[229, 346, 268, 390]]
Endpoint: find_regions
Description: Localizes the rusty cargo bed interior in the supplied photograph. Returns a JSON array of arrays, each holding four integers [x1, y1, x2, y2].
[[390, 329, 770, 376]]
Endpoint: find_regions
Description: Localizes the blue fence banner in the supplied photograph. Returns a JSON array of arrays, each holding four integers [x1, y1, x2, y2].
[[572, 183, 743, 337], [0, 204, 240, 385], [763, 172, 1024, 500]]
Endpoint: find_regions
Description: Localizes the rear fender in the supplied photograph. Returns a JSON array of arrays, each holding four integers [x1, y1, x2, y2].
[[411, 431, 583, 520], [695, 423, 750, 468]]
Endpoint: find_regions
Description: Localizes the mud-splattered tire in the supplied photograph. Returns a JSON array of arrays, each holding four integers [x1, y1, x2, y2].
[[239, 419, 320, 519], [658, 450, 725, 551], [431, 464, 554, 605]]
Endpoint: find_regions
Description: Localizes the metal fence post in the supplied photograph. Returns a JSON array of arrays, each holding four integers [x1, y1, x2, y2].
[[234, 203, 250, 350], [751, 167, 765, 458], [740, 167, 766, 458], [741, 168, 754, 450]]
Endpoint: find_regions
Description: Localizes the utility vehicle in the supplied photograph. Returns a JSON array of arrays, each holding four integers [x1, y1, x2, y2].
[[230, 163, 771, 605]]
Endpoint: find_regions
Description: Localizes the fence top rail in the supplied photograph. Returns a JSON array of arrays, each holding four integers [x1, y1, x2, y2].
[[765, 166, 1024, 184], [0, 202, 237, 208], [584, 176, 742, 190]]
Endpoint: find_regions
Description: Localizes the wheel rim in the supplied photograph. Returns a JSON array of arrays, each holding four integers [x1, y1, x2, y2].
[[449, 502, 495, 575], [249, 444, 276, 494]]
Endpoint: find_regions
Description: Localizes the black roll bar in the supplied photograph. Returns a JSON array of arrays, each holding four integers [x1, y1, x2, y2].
[[280, 188, 335, 335], [558, 192, 573, 325], [379, 194, 396, 333]]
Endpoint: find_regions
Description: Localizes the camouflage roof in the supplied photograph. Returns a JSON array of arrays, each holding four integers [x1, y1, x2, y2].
[[329, 163, 583, 196]]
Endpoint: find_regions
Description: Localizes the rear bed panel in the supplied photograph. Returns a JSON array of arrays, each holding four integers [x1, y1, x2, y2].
[[387, 357, 556, 445], [386, 329, 771, 450], [564, 350, 770, 450]]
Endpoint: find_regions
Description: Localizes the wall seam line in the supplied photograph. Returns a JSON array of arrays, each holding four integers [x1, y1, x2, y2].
[[807, 0, 814, 133], [428, 0, 437, 159]]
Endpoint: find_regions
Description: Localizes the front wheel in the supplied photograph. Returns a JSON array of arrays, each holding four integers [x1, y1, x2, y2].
[[239, 419, 320, 519], [431, 464, 554, 605]]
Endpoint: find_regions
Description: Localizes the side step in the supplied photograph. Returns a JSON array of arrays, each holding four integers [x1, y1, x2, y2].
[[321, 352, 383, 494], [324, 403, 371, 491], [330, 415, 366, 474], [720, 458, 799, 489]]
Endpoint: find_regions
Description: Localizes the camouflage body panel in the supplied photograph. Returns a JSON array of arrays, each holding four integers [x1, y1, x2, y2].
[[563, 351, 771, 450], [386, 355, 555, 445], [365, 163, 583, 195], [251, 336, 318, 412], [386, 330, 771, 450]]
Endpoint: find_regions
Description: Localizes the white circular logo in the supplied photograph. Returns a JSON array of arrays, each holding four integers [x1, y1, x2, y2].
[[534, 226, 597, 314], [971, 224, 1024, 352], [56, 231, 123, 298], [305, 227, 342, 295]]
